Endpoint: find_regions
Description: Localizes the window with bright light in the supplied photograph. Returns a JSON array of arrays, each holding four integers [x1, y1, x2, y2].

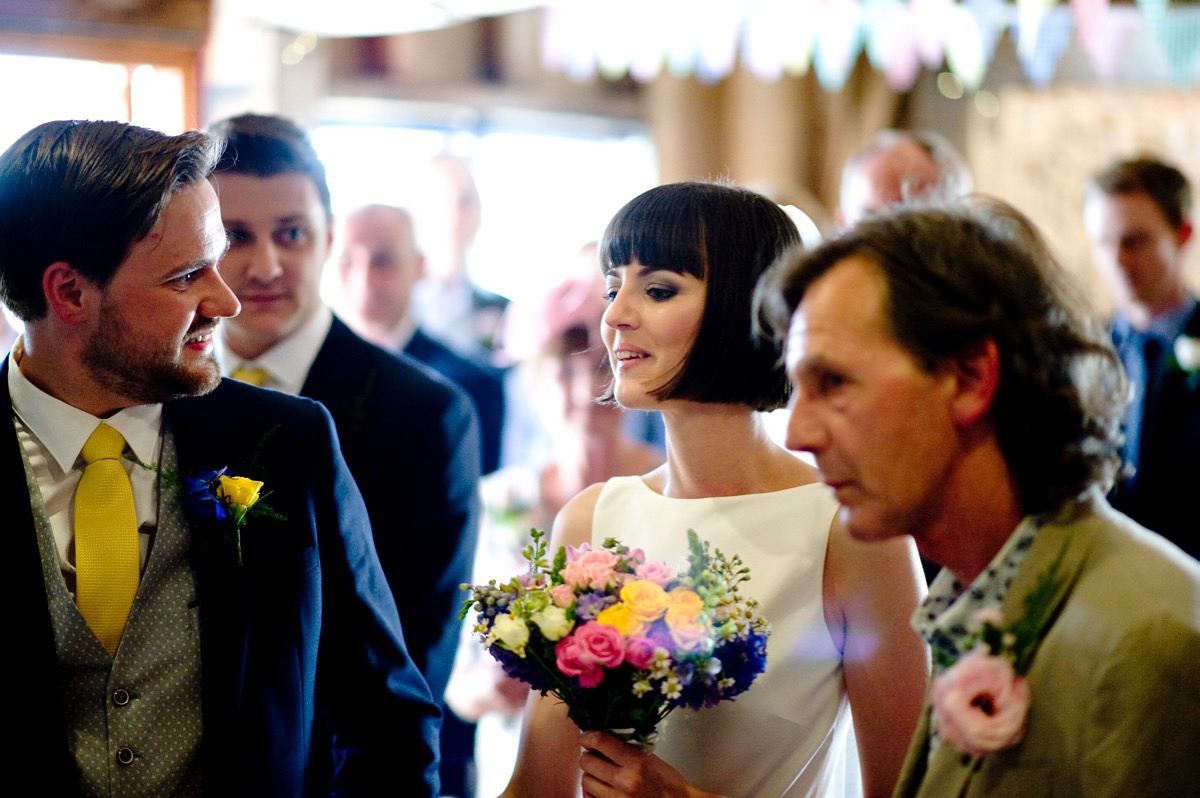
[[0, 53, 187, 153], [310, 123, 657, 308]]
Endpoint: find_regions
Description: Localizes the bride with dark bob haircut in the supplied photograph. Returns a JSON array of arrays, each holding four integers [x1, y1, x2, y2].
[[501, 180, 928, 798], [594, 181, 795, 411]]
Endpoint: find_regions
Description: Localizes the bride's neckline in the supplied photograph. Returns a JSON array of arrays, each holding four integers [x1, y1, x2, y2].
[[623, 474, 826, 502]]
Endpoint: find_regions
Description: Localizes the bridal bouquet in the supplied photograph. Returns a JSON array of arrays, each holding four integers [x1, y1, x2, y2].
[[461, 528, 769, 747]]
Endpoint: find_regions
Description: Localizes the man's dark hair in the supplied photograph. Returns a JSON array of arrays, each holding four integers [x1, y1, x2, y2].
[[1090, 157, 1192, 230], [757, 198, 1126, 515], [0, 120, 222, 321], [209, 113, 332, 218], [599, 181, 802, 411]]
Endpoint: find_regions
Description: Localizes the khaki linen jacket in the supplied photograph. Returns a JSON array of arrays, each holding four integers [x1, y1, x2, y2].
[[894, 493, 1200, 798]]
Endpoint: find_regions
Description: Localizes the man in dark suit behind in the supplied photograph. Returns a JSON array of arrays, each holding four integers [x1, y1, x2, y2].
[[207, 114, 481, 792], [333, 202, 506, 475], [1084, 156, 1200, 556], [0, 119, 439, 795]]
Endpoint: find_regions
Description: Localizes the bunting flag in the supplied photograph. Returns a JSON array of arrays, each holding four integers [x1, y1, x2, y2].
[[813, 0, 865, 90], [943, 3, 990, 89], [541, 0, 1200, 90], [1081, 6, 1143, 80], [1017, 4, 1076, 86], [741, 0, 820, 81], [1139, 0, 1200, 85]]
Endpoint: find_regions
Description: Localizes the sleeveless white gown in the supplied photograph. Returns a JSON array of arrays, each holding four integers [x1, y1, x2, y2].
[[591, 476, 862, 798]]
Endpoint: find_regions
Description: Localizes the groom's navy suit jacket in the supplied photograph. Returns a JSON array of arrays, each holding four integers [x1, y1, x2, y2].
[[300, 316, 481, 702], [6, 363, 441, 797]]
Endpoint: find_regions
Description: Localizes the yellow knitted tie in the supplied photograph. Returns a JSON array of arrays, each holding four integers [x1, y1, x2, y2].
[[231, 365, 271, 387], [75, 423, 140, 657]]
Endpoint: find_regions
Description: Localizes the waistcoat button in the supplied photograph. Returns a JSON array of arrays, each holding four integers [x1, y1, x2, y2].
[[113, 688, 131, 706], [116, 747, 135, 765]]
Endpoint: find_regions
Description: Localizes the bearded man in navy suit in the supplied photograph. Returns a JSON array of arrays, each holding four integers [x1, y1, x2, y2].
[[0, 119, 440, 795]]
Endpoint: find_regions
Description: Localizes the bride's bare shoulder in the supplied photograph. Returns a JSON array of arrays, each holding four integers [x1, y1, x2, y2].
[[550, 481, 609, 549]]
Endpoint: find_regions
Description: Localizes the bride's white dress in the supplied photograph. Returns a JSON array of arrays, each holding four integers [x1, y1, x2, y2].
[[591, 476, 862, 798]]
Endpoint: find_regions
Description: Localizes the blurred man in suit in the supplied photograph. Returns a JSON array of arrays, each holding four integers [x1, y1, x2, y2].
[[0, 119, 439, 796], [334, 203, 506, 475], [410, 153, 510, 359], [208, 116, 481, 762], [761, 199, 1200, 797], [1085, 157, 1199, 556]]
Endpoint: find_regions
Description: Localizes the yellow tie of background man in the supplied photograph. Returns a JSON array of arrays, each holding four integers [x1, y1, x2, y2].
[[74, 422, 140, 657], [231, 365, 271, 387]]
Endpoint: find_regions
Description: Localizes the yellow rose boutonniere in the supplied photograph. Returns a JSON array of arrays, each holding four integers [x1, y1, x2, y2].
[[217, 475, 264, 523], [184, 468, 285, 566]]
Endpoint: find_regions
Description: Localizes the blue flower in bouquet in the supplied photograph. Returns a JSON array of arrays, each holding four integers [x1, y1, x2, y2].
[[576, 591, 618, 621]]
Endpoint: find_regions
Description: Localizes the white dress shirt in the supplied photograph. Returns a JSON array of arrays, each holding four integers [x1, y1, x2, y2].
[[217, 305, 333, 396], [8, 341, 162, 594]]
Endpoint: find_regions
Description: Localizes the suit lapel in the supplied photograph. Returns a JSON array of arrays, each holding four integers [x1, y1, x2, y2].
[[2, 357, 84, 788], [997, 504, 1093, 646], [300, 317, 376, 450], [0, 358, 55, 672], [164, 389, 251, 762], [893, 687, 933, 798]]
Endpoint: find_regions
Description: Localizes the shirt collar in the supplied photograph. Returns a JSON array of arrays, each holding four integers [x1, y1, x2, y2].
[[8, 337, 162, 472], [218, 304, 333, 395], [911, 514, 1041, 670], [1148, 294, 1197, 342]]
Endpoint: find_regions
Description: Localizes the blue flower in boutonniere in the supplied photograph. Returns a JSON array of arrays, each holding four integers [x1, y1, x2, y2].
[[931, 534, 1071, 758], [184, 467, 285, 566], [183, 469, 230, 522]]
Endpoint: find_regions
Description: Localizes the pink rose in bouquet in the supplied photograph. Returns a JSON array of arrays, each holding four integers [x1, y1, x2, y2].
[[932, 647, 1031, 757], [562, 547, 620, 590], [575, 621, 627, 667], [556, 635, 604, 687], [549, 583, 577, 608], [635, 560, 675, 587], [624, 636, 658, 669]]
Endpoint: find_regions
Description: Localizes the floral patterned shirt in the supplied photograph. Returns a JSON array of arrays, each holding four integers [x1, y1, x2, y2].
[[911, 515, 1041, 672], [910, 515, 1041, 756]]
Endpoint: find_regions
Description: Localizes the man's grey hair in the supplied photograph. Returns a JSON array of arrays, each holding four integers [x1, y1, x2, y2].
[[839, 129, 974, 213]]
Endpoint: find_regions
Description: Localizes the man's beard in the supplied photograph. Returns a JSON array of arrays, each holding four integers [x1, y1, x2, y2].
[[82, 296, 222, 405]]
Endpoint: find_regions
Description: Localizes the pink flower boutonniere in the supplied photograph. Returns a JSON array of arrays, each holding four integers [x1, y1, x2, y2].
[[932, 635, 1032, 756], [931, 535, 1072, 758]]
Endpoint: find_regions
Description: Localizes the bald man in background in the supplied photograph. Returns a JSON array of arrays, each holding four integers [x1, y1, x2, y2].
[[334, 203, 506, 476], [837, 129, 973, 229]]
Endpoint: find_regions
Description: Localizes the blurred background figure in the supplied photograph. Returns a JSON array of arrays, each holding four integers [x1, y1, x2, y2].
[[492, 242, 665, 528], [1085, 157, 1196, 342], [1084, 157, 1199, 557], [410, 152, 511, 360], [0, 310, 18, 353], [836, 130, 974, 585], [837, 128, 973, 230], [444, 242, 664, 797], [333, 203, 507, 475]]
